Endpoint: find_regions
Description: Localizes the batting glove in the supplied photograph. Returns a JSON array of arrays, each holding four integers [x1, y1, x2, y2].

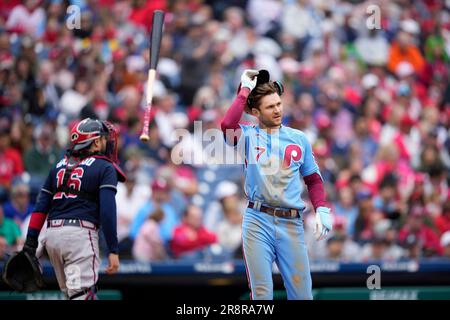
[[240, 69, 259, 91], [314, 207, 333, 241]]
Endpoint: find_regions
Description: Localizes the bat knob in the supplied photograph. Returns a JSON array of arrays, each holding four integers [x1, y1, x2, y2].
[[139, 134, 150, 142]]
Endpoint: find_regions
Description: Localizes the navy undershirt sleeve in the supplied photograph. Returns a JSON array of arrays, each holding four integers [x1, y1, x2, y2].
[[99, 187, 118, 254], [99, 163, 119, 254]]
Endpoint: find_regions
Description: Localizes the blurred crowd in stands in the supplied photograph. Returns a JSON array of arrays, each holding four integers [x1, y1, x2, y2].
[[0, 0, 449, 264]]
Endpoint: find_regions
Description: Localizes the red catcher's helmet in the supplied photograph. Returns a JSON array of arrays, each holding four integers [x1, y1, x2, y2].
[[69, 118, 119, 163]]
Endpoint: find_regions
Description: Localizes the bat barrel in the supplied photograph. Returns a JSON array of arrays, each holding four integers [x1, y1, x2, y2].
[[149, 10, 165, 70]]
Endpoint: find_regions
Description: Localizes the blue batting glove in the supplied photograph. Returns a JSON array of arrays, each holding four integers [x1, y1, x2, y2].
[[240, 69, 259, 91], [314, 206, 333, 241]]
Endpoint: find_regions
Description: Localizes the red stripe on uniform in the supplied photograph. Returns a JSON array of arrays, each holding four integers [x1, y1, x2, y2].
[[88, 231, 96, 284]]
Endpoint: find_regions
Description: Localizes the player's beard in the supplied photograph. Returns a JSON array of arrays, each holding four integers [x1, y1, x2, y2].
[[260, 113, 282, 129], [100, 138, 108, 154]]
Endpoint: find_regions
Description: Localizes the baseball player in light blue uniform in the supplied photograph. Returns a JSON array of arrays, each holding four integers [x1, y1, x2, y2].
[[221, 70, 333, 300]]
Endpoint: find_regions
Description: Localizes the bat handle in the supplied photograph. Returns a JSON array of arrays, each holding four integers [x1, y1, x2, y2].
[[140, 111, 151, 142], [140, 69, 156, 142]]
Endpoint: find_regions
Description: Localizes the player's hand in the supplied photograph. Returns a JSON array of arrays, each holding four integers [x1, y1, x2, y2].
[[314, 207, 333, 241], [23, 236, 38, 257], [105, 253, 120, 274], [240, 69, 259, 91]]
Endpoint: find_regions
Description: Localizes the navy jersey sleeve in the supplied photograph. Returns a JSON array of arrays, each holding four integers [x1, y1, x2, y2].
[[99, 163, 119, 191], [99, 163, 119, 254]]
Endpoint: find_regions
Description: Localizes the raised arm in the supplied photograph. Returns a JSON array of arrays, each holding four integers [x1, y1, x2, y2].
[[220, 70, 258, 145]]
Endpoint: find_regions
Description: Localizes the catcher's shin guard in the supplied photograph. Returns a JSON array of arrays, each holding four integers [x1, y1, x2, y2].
[[69, 285, 98, 300]]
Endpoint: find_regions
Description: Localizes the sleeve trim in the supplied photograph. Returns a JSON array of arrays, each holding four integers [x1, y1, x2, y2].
[[42, 188, 54, 195], [301, 168, 320, 178], [100, 185, 117, 190]]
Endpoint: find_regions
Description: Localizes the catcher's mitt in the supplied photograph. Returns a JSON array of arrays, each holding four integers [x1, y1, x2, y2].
[[2, 250, 45, 293]]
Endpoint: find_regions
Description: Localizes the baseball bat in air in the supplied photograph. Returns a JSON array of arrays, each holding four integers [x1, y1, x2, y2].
[[140, 10, 165, 142]]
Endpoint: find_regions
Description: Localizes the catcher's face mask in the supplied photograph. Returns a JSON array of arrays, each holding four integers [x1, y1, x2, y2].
[[101, 121, 119, 164]]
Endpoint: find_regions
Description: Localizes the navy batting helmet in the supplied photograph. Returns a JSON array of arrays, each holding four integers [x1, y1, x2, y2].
[[70, 118, 108, 151], [69, 118, 119, 163]]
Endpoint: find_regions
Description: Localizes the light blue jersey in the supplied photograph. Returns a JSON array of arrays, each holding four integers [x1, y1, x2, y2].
[[231, 123, 320, 299], [238, 124, 321, 210]]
